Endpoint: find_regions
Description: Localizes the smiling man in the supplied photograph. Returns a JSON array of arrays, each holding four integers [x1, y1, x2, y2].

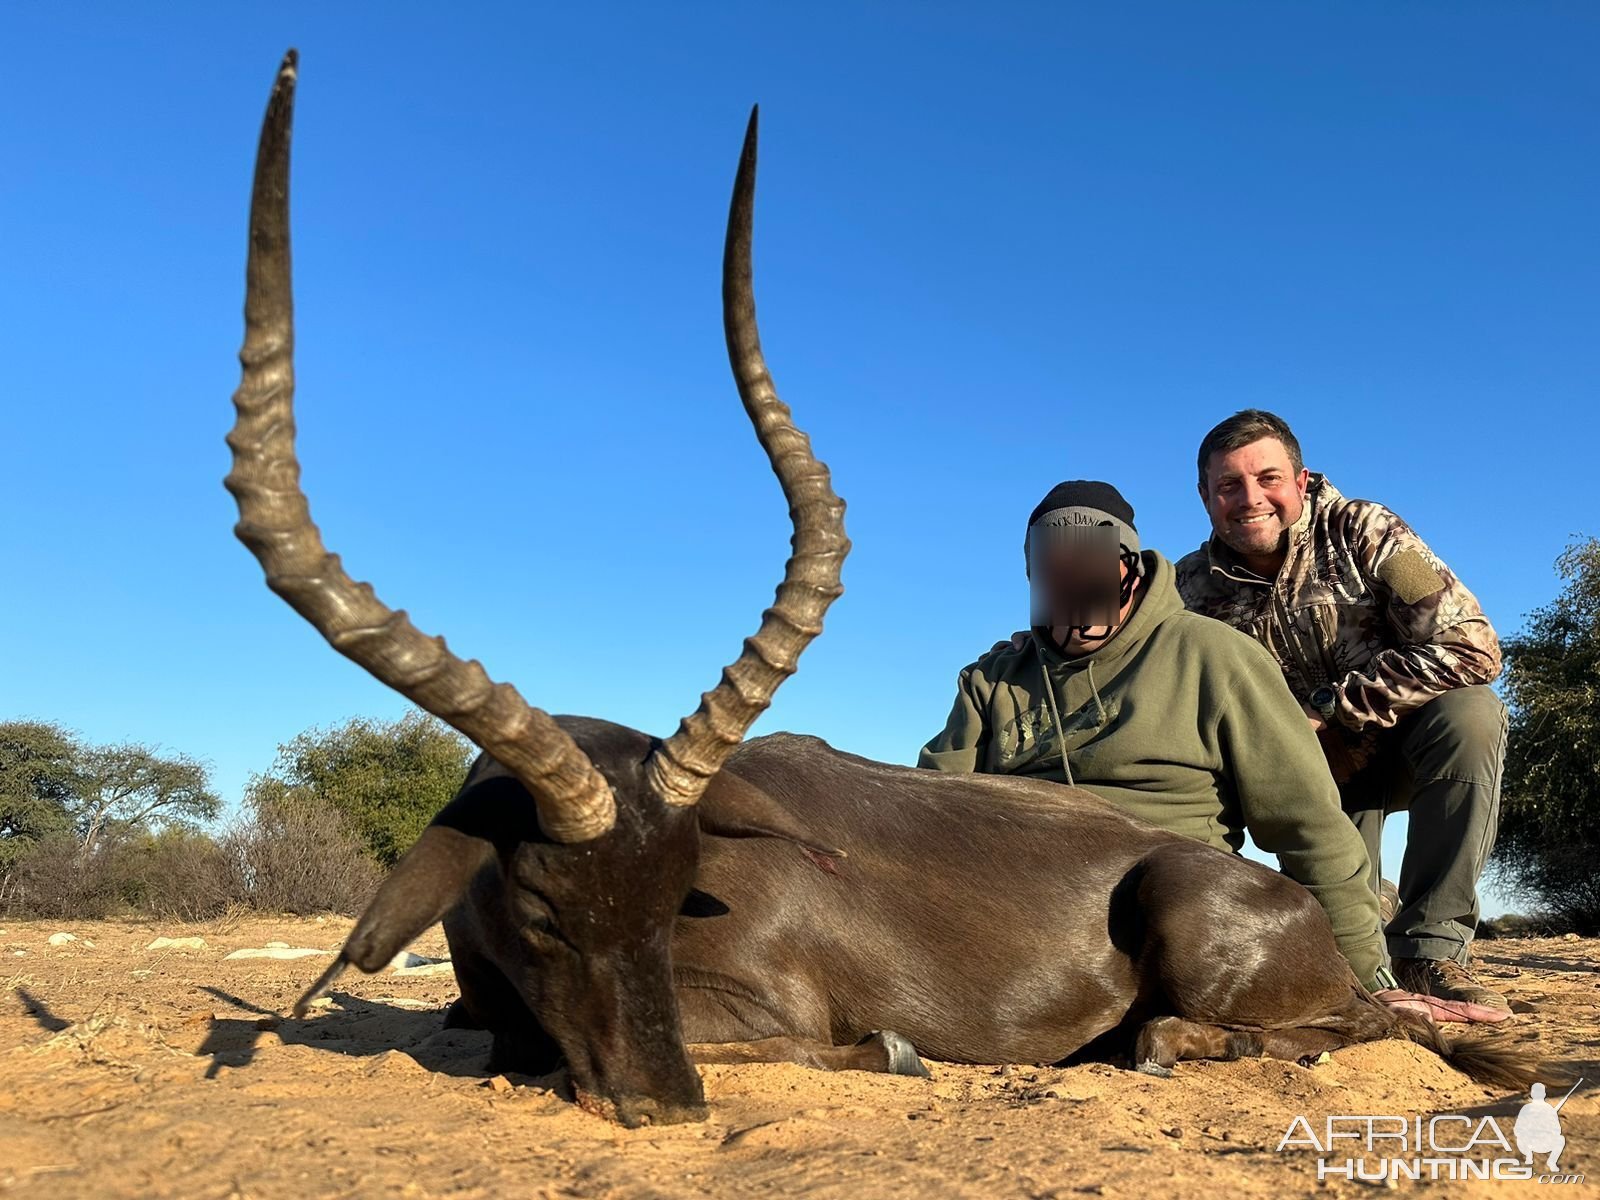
[[1175, 410, 1509, 1014]]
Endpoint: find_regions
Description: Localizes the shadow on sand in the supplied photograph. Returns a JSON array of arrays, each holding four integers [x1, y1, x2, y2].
[[192, 984, 566, 1093]]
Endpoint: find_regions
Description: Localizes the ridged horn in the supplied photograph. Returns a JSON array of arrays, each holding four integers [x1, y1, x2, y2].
[[224, 51, 616, 844], [645, 107, 851, 807]]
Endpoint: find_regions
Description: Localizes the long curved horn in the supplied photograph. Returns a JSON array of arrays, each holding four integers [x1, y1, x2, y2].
[[645, 108, 851, 807], [224, 52, 615, 844]]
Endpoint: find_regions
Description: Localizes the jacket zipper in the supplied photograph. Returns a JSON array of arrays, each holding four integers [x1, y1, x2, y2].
[[1273, 581, 1326, 694], [1211, 534, 1328, 693]]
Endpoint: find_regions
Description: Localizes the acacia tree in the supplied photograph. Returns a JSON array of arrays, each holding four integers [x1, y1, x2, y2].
[[0, 721, 221, 860], [72, 744, 221, 857], [0, 721, 78, 871], [246, 711, 473, 867], [1494, 537, 1600, 932]]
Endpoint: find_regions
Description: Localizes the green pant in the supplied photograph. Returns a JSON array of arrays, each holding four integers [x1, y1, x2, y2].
[[1339, 685, 1507, 965]]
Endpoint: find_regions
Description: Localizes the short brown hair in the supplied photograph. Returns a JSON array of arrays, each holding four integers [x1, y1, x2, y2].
[[1196, 409, 1304, 494]]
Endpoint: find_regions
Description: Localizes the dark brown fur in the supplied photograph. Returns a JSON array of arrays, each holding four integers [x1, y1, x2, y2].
[[320, 721, 1541, 1125]]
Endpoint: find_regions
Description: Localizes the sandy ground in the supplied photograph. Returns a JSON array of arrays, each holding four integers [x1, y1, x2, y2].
[[1, 916, 1595, 1200]]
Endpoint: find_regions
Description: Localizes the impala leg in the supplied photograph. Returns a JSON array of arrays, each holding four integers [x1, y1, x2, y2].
[[1133, 1015, 1348, 1075], [687, 1031, 930, 1078], [1251, 1027, 1348, 1062], [444, 950, 562, 1076]]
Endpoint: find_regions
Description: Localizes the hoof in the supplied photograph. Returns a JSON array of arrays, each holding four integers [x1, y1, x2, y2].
[[1134, 1060, 1173, 1078], [864, 1030, 931, 1078]]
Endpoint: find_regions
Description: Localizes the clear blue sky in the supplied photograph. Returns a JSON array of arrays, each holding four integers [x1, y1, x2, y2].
[[4, 4, 1596, 915]]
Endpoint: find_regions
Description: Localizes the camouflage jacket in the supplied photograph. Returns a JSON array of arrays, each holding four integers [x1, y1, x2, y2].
[[1174, 475, 1501, 779]]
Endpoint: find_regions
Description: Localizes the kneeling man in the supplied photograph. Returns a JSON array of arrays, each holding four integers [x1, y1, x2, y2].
[[1176, 410, 1508, 1014], [920, 481, 1387, 995]]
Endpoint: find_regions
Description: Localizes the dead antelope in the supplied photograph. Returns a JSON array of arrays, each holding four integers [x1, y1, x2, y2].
[[228, 53, 1537, 1128]]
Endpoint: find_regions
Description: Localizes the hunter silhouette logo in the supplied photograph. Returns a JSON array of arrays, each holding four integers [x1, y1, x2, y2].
[[1278, 1077, 1586, 1184], [1515, 1080, 1580, 1173]]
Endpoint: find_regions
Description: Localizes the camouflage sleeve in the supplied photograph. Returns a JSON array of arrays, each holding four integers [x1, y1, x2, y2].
[[917, 665, 990, 773], [1331, 503, 1501, 731]]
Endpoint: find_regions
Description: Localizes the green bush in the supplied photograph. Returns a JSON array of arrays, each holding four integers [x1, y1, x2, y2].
[[245, 711, 473, 867], [1493, 537, 1600, 933]]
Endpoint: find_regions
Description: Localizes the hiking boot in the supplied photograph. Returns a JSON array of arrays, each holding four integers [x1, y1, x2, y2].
[[1392, 956, 1512, 1016], [1379, 878, 1400, 925]]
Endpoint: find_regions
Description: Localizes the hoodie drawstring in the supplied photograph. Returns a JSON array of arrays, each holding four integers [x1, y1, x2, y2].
[[1086, 660, 1106, 723], [1039, 657, 1107, 791]]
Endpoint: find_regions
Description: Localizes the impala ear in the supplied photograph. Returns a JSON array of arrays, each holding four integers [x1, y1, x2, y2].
[[343, 824, 494, 970], [293, 823, 492, 1016], [695, 770, 845, 863]]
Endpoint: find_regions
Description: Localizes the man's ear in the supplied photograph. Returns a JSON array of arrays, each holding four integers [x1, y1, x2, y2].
[[1197, 480, 1209, 506], [696, 769, 845, 861]]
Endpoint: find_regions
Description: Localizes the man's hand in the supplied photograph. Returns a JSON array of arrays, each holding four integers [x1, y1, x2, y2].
[[1373, 987, 1512, 1024], [989, 631, 1031, 655], [1301, 702, 1327, 733]]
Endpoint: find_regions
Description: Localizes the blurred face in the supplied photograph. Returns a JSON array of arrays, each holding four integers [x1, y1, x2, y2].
[[1200, 437, 1310, 569], [1048, 558, 1140, 656], [1028, 523, 1141, 655]]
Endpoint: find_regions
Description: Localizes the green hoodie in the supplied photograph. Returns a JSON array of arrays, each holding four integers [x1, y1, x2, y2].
[[919, 551, 1384, 989]]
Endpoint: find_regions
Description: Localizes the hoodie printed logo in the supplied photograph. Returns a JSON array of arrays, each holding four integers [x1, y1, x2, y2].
[[997, 697, 1119, 772]]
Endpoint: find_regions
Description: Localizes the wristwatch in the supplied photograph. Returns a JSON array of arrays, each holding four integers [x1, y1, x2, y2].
[[1309, 685, 1338, 722]]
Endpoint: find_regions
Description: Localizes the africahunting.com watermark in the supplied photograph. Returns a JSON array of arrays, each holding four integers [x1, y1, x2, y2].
[[1278, 1080, 1585, 1184]]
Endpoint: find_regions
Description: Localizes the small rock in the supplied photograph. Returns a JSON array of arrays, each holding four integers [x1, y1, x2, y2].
[[146, 936, 207, 951], [1563, 932, 1580, 941], [12, 950, 25, 957], [1162, 1126, 1183, 1139], [1313, 1051, 1333, 1065], [487, 1074, 512, 1093], [389, 951, 449, 970], [47, 932, 77, 945], [308, 996, 334, 1009]]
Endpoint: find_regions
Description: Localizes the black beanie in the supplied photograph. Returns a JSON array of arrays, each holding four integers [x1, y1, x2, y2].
[[1024, 480, 1141, 576], [1027, 480, 1137, 532]]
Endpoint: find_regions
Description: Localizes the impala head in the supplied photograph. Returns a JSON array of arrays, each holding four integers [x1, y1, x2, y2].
[[226, 52, 847, 1125]]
